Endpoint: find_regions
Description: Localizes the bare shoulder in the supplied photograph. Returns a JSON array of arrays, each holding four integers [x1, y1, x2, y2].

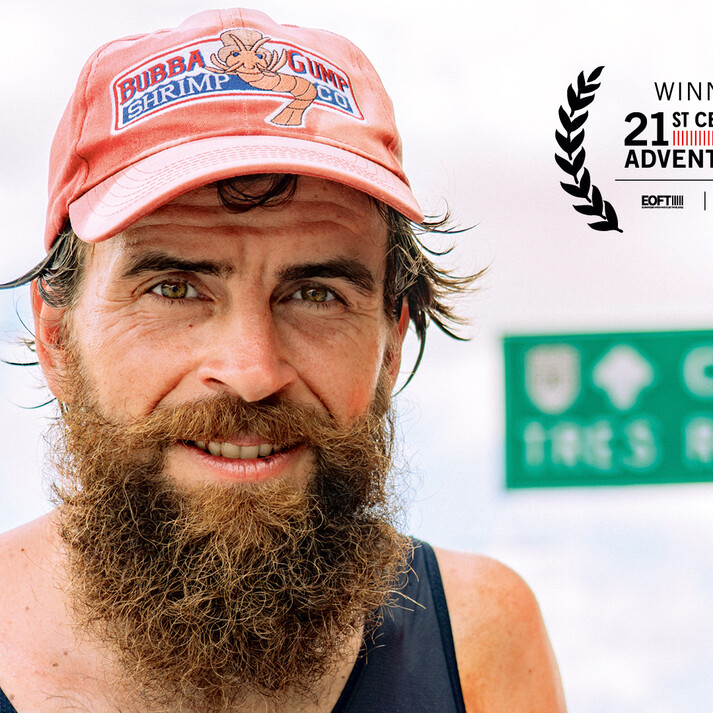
[[0, 514, 58, 640], [0, 515, 74, 711], [433, 547, 567, 713], [0, 514, 64, 674], [0, 513, 57, 582]]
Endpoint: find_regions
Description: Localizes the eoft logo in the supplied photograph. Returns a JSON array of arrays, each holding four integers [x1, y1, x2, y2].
[[641, 195, 684, 208]]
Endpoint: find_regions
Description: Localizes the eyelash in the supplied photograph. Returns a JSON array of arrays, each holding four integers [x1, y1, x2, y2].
[[289, 283, 342, 308], [145, 279, 345, 310], [148, 279, 201, 303]]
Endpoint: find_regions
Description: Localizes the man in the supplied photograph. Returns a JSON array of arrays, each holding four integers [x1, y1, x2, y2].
[[0, 8, 566, 713]]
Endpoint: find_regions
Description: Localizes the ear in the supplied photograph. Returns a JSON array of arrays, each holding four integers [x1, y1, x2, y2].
[[31, 281, 69, 401], [384, 302, 410, 388]]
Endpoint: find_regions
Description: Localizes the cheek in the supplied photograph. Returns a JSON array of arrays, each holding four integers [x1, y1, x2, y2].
[[293, 328, 388, 420], [69, 310, 191, 414]]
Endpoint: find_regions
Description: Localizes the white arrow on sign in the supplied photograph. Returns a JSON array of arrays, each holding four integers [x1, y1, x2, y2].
[[592, 344, 655, 411]]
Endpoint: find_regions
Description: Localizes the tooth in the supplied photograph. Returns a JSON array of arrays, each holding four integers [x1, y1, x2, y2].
[[240, 445, 260, 459], [221, 442, 241, 459], [258, 443, 273, 457], [208, 441, 222, 457], [195, 440, 206, 450]]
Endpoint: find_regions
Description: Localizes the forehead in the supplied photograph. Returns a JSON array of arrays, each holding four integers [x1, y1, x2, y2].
[[94, 177, 389, 265]]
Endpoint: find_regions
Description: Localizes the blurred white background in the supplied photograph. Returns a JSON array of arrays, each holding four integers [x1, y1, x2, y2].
[[1, 2, 712, 711]]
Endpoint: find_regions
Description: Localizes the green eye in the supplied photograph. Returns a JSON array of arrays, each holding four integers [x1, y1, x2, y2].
[[151, 281, 197, 299], [298, 285, 334, 303]]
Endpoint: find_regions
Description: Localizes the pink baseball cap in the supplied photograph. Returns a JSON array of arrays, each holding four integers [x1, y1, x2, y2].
[[45, 7, 423, 249]]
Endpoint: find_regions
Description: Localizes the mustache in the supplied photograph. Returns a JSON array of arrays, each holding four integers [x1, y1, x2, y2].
[[73, 394, 355, 442], [62, 391, 393, 477], [122, 395, 342, 446]]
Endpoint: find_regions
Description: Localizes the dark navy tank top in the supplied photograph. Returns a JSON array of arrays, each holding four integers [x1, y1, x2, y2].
[[332, 539, 466, 712], [0, 540, 465, 713]]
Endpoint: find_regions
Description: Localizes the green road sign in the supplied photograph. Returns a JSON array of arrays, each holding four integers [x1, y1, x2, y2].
[[504, 330, 713, 487]]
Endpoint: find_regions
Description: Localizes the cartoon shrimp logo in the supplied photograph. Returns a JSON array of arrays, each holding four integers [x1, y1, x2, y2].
[[207, 29, 317, 126]]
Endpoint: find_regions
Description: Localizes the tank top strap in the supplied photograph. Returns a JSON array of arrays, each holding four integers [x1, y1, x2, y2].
[[0, 686, 18, 713], [0, 541, 465, 713], [331, 538, 466, 713]]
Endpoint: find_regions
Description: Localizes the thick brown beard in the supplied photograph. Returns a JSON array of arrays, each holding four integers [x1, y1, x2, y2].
[[51, 364, 409, 712]]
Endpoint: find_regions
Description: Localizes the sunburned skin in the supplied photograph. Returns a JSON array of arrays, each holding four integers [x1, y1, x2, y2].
[[0, 177, 567, 713], [54, 178, 406, 489]]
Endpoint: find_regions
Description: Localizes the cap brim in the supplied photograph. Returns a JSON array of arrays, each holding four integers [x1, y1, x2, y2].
[[68, 135, 424, 243]]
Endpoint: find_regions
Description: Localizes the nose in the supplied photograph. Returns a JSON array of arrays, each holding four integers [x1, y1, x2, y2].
[[196, 307, 298, 403]]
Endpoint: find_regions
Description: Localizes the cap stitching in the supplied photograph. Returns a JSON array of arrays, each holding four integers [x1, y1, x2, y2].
[[74, 42, 116, 194]]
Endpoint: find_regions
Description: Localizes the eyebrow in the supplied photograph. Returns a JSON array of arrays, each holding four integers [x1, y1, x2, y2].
[[119, 251, 235, 279], [118, 251, 377, 294], [278, 257, 377, 295]]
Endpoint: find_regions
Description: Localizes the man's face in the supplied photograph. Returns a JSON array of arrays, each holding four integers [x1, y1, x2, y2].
[[60, 176, 405, 487], [39, 177, 411, 711]]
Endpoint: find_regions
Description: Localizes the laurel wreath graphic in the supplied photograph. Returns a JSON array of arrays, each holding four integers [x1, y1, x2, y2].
[[556, 67, 622, 233]]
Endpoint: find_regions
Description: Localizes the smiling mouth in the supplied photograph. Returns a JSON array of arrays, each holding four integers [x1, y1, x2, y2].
[[189, 441, 290, 460]]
